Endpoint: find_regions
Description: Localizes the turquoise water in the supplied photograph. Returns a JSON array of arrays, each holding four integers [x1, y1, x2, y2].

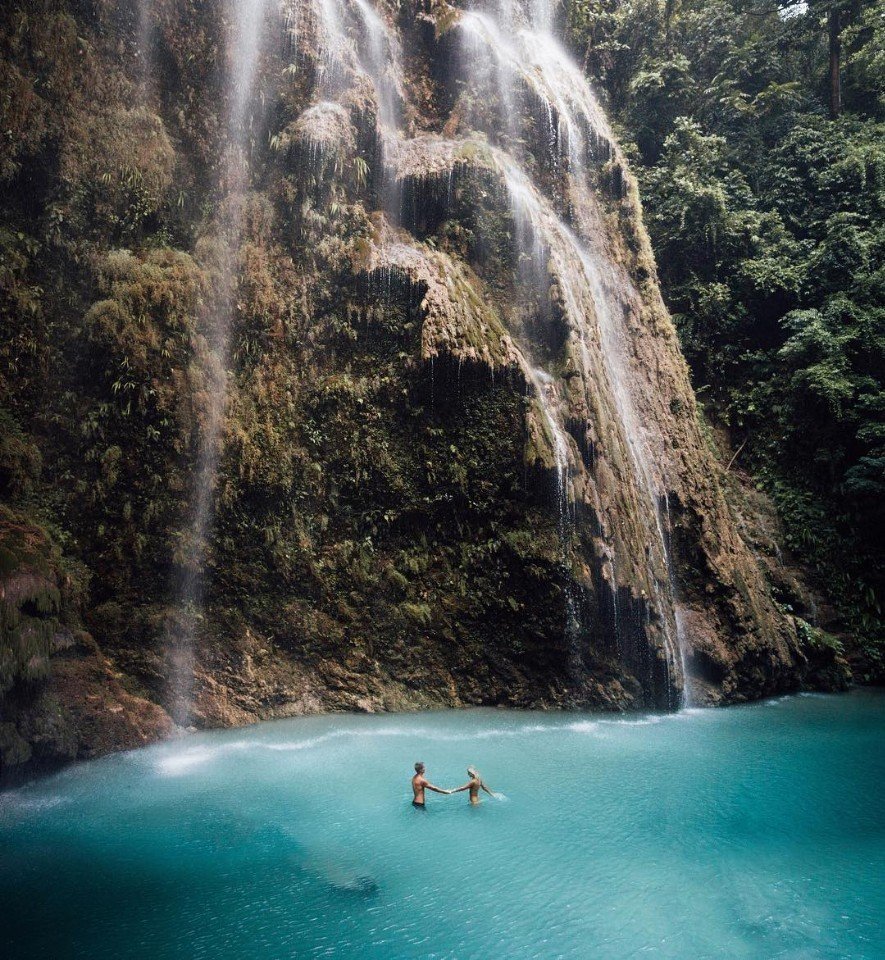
[[1, 691, 883, 959]]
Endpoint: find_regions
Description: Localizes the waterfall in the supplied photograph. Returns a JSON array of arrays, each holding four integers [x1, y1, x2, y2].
[[580, 241, 688, 705], [289, 0, 404, 135], [167, 0, 271, 725], [352, 0, 405, 217], [352, 0, 402, 133], [453, 0, 689, 705], [138, 0, 693, 709], [288, 0, 405, 214], [136, 0, 155, 97], [283, 0, 689, 704], [493, 154, 584, 675], [527, 364, 582, 674]]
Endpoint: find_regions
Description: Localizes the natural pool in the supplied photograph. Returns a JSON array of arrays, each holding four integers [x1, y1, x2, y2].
[[1, 690, 883, 959]]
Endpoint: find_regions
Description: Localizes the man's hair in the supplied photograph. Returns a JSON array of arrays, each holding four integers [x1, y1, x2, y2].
[[414, 762, 424, 773]]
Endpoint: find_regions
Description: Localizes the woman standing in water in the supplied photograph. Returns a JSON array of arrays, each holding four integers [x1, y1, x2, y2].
[[452, 767, 496, 804]]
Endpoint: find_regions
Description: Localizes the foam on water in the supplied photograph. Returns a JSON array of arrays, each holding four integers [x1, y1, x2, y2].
[[2, 692, 882, 960], [0, 793, 69, 816], [153, 740, 252, 775], [564, 720, 600, 734]]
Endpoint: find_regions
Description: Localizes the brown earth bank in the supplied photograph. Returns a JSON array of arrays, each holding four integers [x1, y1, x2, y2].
[[0, 0, 860, 786]]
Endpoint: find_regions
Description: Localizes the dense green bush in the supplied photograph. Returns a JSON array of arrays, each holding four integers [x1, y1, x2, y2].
[[568, 0, 884, 659]]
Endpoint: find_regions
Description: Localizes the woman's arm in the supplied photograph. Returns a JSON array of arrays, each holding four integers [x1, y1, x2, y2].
[[424, 782, 452, 794], [450, 782, 472, 793], [481, 783, 496, 797]]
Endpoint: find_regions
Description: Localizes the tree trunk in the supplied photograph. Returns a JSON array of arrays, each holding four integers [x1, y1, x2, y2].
[[829, 4, 841, 119]]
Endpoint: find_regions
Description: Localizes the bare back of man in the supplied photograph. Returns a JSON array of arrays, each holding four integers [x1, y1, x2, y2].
[[411, 762, 451, 808]]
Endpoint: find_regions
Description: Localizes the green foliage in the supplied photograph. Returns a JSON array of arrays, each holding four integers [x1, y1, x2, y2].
[[400, 601, 433, 626], [68, 247, 211, 591], [844, 0, 885, 113], [796, 617, 844, 655], [0, 506, 68, 695], [0, 408, 42, 499], [568, 0, 885, 653]]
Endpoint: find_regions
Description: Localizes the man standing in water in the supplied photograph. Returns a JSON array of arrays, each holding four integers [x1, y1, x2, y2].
[[411, 762, 451, 808]]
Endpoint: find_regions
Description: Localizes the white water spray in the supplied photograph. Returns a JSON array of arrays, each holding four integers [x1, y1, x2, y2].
[[457, 1, 690, 705], [167, 0, 271, 725], [135, 0, 155, 96]]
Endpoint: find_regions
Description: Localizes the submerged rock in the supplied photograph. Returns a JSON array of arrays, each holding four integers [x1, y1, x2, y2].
[[328, 875, 380, 897]]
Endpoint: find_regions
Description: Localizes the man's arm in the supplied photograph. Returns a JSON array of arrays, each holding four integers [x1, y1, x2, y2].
[[423, 780, 452, 795]]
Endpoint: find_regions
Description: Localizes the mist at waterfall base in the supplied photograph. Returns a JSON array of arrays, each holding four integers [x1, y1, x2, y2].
[[3, 692, 882, 959]]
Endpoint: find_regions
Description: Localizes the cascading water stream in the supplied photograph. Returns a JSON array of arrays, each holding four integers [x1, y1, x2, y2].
[[352, 0, 406, 216], [167, 0, 271, 725], [352, 0, 402, 133], [499, 157, 584, 673], [526, 364, 581, 671], [135, 0, 154, 94], [291, 0, 405, 214], [457, 0, 689, 705], [567, 232, 688, 705], [282, 0, 689, 704]]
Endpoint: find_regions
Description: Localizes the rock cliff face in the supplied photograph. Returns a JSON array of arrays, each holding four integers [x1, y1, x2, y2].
[[0, 0, 847, 782]]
